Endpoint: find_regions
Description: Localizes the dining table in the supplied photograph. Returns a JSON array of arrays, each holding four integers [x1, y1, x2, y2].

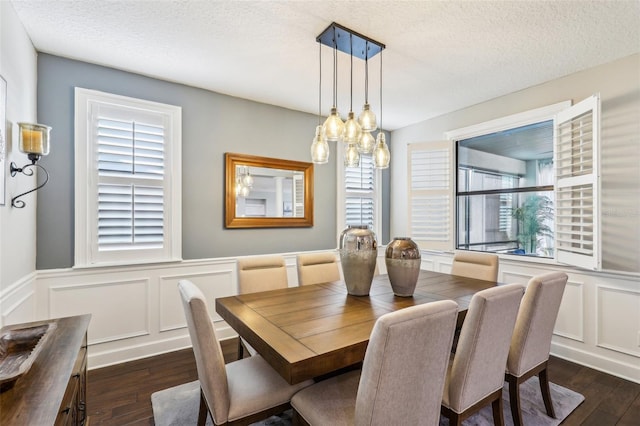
[[215, 269, 500, 384]]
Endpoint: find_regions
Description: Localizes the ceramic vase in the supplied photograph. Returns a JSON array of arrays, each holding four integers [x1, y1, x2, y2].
[[385, 237, 421, 297], [339, 225, 378, 296]]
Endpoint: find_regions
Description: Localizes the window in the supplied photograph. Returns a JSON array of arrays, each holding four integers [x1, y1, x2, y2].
[[456, 121, 555, 257], [74, 88, 182, 267], [410, 96, 601, 269], [337, 147, 382, 240]]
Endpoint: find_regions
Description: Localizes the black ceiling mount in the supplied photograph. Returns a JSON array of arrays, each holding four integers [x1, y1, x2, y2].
[[316, 22, 385, 60]]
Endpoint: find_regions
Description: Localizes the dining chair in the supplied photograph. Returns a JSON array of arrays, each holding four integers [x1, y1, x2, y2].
[[236, 255, 289, 359], [291, 300, 459, 426], [296, 252, 340, 286], [178, 280, 312, 426], [441, 283, 525, 426], [451, 251, 499, 282], [505, 271, 568, 426]]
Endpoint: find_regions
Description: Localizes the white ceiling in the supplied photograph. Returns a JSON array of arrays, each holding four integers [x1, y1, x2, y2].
[[10, 0, 640, 130]]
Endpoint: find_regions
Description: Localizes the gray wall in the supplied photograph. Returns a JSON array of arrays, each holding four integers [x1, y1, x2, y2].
[[36, 54, 390, 269]]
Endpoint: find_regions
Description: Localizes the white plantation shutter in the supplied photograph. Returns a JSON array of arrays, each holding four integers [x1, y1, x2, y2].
[[293, 174, 304, 217], [97, 118, 165, 250], [408, 141, 454, 251], [344, 154, 376, 228], [75, 88, 181, 267], [554, 94, 601, 270]]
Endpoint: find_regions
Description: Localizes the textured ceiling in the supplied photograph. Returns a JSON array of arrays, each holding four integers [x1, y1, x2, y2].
[[10, 0, 640, 130]]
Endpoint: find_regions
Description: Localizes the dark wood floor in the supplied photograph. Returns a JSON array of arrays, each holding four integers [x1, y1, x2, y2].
[[87, 338, 640, 425]]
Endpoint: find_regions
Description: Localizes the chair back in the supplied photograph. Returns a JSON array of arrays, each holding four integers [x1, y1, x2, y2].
[[355, 300, 459, 425], [507, 272, 568, 376], [451, 251, 499, 281], [178, 280, 230, 424], [296, 252, 340, 286], [237, 255, 288, 294], [446, 284, 524, 412]]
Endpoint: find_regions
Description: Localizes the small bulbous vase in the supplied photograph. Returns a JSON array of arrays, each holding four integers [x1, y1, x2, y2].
[[385, 237, 421, 297]]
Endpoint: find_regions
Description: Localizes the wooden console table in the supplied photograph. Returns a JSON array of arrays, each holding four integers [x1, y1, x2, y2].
[[0, 314, 91, 425]]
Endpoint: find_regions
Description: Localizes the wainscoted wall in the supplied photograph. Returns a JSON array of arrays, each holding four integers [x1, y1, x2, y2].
[[1, 250, 638, 384], [420, 251, 640, 384]]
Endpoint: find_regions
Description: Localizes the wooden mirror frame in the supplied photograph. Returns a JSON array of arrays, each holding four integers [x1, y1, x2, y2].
[[225, 153, 314, 228]]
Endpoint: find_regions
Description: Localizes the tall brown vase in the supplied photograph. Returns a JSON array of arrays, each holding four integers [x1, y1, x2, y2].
[[339, 225, 377, 296], [385, 237, 421, 297]]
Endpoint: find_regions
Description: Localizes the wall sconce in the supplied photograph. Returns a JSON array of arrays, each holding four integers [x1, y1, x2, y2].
[[10, 122, 51, 208]]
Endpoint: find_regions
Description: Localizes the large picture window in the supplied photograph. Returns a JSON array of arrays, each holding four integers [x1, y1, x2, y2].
[[456, 121, 555, 258]]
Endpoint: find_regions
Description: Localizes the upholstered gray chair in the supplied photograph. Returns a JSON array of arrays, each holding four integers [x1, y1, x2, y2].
[[296, 252, 340, 286], [291, 300, 459, 426], [441, 284, 525, 426], [451, 251, 499, 282], [178, 280, 312, 426], [236, 255, 288, 359], [506, 272, 568, 426]]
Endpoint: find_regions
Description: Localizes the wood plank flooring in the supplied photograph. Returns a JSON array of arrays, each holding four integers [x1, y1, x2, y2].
[[87, 339, 640, 425]]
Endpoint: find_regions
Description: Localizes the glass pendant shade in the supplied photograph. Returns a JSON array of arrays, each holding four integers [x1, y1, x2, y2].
[[358, 131, 375, 154], [235, 177, 243, 197], [311, 125, 330, 164], [240, 184, 251, 197], [358, 103, 377, 132], [242, 170, 253, 188], [342, 111, 362, 144], [323, 107, 344, 141], [373, 132, 390, 169], [344, 143, 360, 167]]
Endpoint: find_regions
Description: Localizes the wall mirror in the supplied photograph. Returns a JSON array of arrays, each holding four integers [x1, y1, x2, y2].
[[225, 153, 314, 228]]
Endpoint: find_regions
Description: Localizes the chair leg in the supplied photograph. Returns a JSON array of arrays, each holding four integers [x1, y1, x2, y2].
[[198, 390, 208, 426], [538, 367, 556, 418], [492, 393, 504, 426], [237, 337, 244, 360], [507, 375, 523, 426]]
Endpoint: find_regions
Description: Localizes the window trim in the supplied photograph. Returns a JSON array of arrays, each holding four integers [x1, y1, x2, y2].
[[74, 88, 182, 268]]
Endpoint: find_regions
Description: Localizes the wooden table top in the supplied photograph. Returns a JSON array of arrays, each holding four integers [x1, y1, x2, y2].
[[216, 270, 498, 384]]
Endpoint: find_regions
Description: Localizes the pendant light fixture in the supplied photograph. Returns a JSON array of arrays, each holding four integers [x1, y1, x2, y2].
[[322, 26, 344, 142], [312, 23, 388, 169], [341, 34, 362, 150], [358, 41, 377, 155], [311, 43, 329, 164], [372, 49, 390, 169]]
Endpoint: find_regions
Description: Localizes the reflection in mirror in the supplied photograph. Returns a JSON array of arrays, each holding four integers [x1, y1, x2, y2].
[[225, 153, 313, 228], [235, 165, 305, 218]]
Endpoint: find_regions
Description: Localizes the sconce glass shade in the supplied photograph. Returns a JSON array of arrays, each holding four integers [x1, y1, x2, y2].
[[323, 107, 344, 142], [311, 125, 330, 164], [240, 183, 251, 197], [344, 143, 360, 167], [373, 132, 390, 169], [358, 131, 375, 154], [18, 122, 50, 157], [342, 111, 362, 145], [358, 103, 377, 132]]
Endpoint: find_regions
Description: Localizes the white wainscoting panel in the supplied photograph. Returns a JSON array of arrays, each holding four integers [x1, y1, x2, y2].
[[0, 273, 36, 326], [554, 279, 585, 342], [49, 279, 150, 345], [159, 269, 234, 332], [501, 270, 533, 285], [596, 285, 640, 357]]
